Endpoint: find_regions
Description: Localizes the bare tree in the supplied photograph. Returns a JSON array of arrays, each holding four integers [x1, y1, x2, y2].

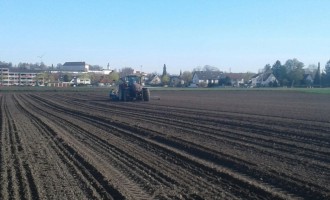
[[181, 71, 193, 86], [119, 67, 134, 78], [203, 65, 219, 71]]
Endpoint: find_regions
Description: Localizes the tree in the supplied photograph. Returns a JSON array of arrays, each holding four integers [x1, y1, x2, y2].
[[272, 60, 287, 86], [79, 73, 90, 81], [203, 65, 219, 71], [39, 62, 47, 70], [263, 64, 272, 73], [324, 60, 330, 86], [108, 70, 120, 84], [48, 73, 56, 82], [98, 75, 113, 85], [0, 61, 12, 68], [56, 63, 63, 70], [35, 72, 50, 85], [284, 58, 305, 87], [89, 65, 102, 71], [162, 64, 167, 76], [325, 60, 330, 74], [321, 72, 327, 86], [63, 74, 71, 82], [86, 73, 95, 84], [219, 76, 232, 86], [192, 65, 219, 72], [119, 67, 134, 78], [313, 64, 321, 87], [193, 66, 202, 72], [18, 62, 29, 70], [305, 64, 318, 77], [180, 71, 192, 86], [161, 74, 170, 86]]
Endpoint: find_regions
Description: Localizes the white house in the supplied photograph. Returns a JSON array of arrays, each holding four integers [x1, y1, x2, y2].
[[192, 71, 223, 86], [147, 74, 162, 86], [250, 73, 278, 87], [70, 77, 91, 85], [303, 74, 314, 85], [223, 73, 251, 87]]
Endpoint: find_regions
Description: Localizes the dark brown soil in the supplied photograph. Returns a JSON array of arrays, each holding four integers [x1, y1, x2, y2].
[[1, 90, 329, 199]]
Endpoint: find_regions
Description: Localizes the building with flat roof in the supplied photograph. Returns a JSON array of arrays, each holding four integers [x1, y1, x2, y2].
[[61, 62, 89, 72], [0, 68, 42, 86]]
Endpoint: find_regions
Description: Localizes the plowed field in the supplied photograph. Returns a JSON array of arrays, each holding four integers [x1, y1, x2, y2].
[[1, 89, 329, 200]]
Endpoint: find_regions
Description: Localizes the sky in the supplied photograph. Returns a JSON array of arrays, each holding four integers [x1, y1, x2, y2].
[[1, 0, 330, 74]]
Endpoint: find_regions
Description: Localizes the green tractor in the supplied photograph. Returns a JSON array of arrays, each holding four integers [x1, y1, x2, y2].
[[110, 75, 150, 102]]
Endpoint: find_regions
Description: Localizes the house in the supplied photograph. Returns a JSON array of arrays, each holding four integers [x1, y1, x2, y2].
[[169, 75, 183, 87], [70, 77, 91, 85], [192, 71, 223, 86], [250, 73, 278, 87], [97, 76, 112, 86], [147, 74, 162, 86], [223, 73, 249, 87], [47, 81, 70, 87], [62, 62, 89, 72], [302, 74, 314, 86]]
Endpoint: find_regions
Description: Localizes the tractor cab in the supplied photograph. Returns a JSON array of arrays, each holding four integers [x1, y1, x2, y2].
[[122, 75, 142, 86]]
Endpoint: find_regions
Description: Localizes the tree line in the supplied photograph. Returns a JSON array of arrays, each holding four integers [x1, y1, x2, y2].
[[263, 59, 330, 87], [0, 61, 103, 71], [2, 59, 330, 87]]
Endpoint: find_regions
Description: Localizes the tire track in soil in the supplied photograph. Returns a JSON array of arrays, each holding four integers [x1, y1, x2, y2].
[[11, 94, 124, 200], [45, 93, 330, 199], [90, 100, 330, 166], [18, 94, 164, 199], [26, 94, 250, 198], [20, 94, 206, 199], [57, 93, 330, 153], [60, 95, 330, 188], [90, 99, 330, 165], [0, 94, 39, 200], [3, 92, 329, 199], [11, 95, 95, 199], [0, 95, 3, 199], [24, 94, 296, 198], [100, 103, 330, 179], [94, 100, 330, 147], [106, 102, 330, 199], [54, 93, 329, 195]]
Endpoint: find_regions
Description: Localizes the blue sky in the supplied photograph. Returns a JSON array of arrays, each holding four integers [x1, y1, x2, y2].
[[1, 0, 330, 73]]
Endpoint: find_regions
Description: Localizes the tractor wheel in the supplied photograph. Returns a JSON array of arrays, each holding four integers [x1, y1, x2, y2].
[[123, 89, 128, 102], [143, 88, 150, 101], [137, 93, 143, 101]]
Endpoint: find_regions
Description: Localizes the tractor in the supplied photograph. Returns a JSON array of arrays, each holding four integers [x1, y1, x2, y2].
[[109, 75, 150, 102]]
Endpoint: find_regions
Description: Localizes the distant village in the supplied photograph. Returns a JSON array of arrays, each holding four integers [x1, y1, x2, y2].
[[1, 59, 330, 88]]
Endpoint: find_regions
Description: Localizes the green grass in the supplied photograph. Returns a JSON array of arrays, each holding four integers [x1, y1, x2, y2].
[[149, 86, 330, 94]]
